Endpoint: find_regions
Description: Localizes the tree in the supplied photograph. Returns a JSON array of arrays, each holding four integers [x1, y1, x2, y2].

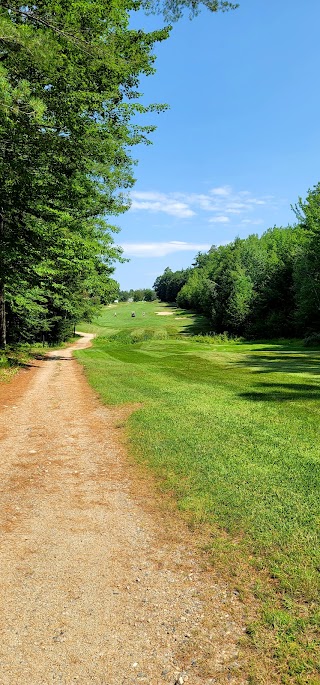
[[119, 290, 130, 302], [144, 288, 157, 301], [153, 267, 190, 302], [144, 0, 238, 22], [0, 0, 238, 346], [293, 184, 320, 333], [0, 0, 169, 345], [133, 289, 144, 301], [154, 221, 308, 338], [248, 226, 303, 337]]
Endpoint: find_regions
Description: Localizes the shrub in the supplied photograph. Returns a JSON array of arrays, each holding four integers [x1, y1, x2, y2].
[[192, 331, 243, 344], [303, 332, 320, 347]]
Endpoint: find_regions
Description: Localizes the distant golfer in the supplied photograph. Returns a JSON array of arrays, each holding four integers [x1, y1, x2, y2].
[[131, 311, 136, 317]]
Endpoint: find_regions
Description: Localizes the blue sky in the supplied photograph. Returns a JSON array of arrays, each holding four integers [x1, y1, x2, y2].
[[113, 0, 320, 290]]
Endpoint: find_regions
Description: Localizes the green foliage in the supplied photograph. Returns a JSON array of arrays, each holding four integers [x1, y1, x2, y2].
[[0, 0, 171, 345], [192, 331, 242, 343], [155, 204, 319, 339], [143, 288, 157, 301], [293, 184, 320, 333], [143, 0, 238, 22], [153, 266, 190, 301], [303, 332, 320, 347], [119, 287, 157, 301], [0, 0, 235, 347]]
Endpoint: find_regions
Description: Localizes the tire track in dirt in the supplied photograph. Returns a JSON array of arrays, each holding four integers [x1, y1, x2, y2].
[[0, 333, 246, 684]]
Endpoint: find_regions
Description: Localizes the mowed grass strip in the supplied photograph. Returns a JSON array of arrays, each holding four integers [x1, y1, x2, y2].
[[77, 299, 208, 336], [76, 303, 320, 684]]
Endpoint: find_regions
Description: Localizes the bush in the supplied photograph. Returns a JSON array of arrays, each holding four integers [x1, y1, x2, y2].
[[192, 331, 243, 344], [303, 332, 320, 347]]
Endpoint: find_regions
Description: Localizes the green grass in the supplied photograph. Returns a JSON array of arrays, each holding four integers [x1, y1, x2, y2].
[[76, 303, 320, 683], [78, 299, 210, 336]]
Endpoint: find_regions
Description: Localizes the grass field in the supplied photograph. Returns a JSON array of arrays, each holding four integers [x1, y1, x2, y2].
[[76, 302, 319, 683]]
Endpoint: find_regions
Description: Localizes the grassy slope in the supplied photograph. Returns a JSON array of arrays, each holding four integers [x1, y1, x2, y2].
[[76, 303, 320, 684]]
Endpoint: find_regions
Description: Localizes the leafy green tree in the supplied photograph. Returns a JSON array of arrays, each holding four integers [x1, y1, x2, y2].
[[144, 288, 157, 301], [119, 290, 130, 302], [145, 0, 238, 22], [224, 265, 254, 331], [153, 267, 190, 302], [0, 0, 169, 345], [153, 268, 173, 301], [0, 0, 238, 346], [132, 289, 144, 301], [293, 184, 320, 333], [156, 223, 307, 338], [249, 226, 303, 337], [177, 269, 216, 314], [119, 287, 156, 301]]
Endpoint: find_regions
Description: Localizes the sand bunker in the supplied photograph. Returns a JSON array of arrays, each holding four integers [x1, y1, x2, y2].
[[155, 311, 173, 316]]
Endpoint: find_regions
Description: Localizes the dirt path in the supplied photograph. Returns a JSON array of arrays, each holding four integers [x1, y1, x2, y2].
[[0, 334, 245, 685]]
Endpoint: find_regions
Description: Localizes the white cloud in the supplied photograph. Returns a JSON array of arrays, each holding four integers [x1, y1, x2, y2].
[[226, 202, 248, 211], [240, 219, 264, 225], [211, 186, 232, 196], [131, 191, 195, 219], [121, 241, 211, 258], [129, 187, 272, 223], [208, 215, 230, 223]]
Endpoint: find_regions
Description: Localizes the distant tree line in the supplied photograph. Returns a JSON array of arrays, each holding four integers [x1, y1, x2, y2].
[[153, 185, 320, 340], [119, 288, 157, 302]]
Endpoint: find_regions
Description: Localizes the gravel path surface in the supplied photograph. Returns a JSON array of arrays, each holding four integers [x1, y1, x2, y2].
[[0, 333, 246, 685]]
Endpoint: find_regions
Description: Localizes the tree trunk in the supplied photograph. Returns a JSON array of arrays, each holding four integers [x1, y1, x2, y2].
[[0, 210, 6, 349]]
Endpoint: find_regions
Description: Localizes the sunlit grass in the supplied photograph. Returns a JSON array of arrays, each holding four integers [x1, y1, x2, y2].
[[76, 304, 320, 683], [77, 300, 208, 336]]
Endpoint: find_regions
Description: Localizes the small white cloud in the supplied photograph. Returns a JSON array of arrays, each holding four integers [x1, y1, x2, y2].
[[210, 186, 231, 197], [240, 219, 264, 225], [209, 215, 230, 223], [130, 191, 195, 219], [133, 191, 162, 201], [121, 241, 211, 258], [226, 202, 248, 211]]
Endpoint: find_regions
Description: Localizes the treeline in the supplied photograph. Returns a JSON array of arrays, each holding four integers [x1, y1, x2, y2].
[[154, 184, 320, 339], [119, 288, 157, 302]]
